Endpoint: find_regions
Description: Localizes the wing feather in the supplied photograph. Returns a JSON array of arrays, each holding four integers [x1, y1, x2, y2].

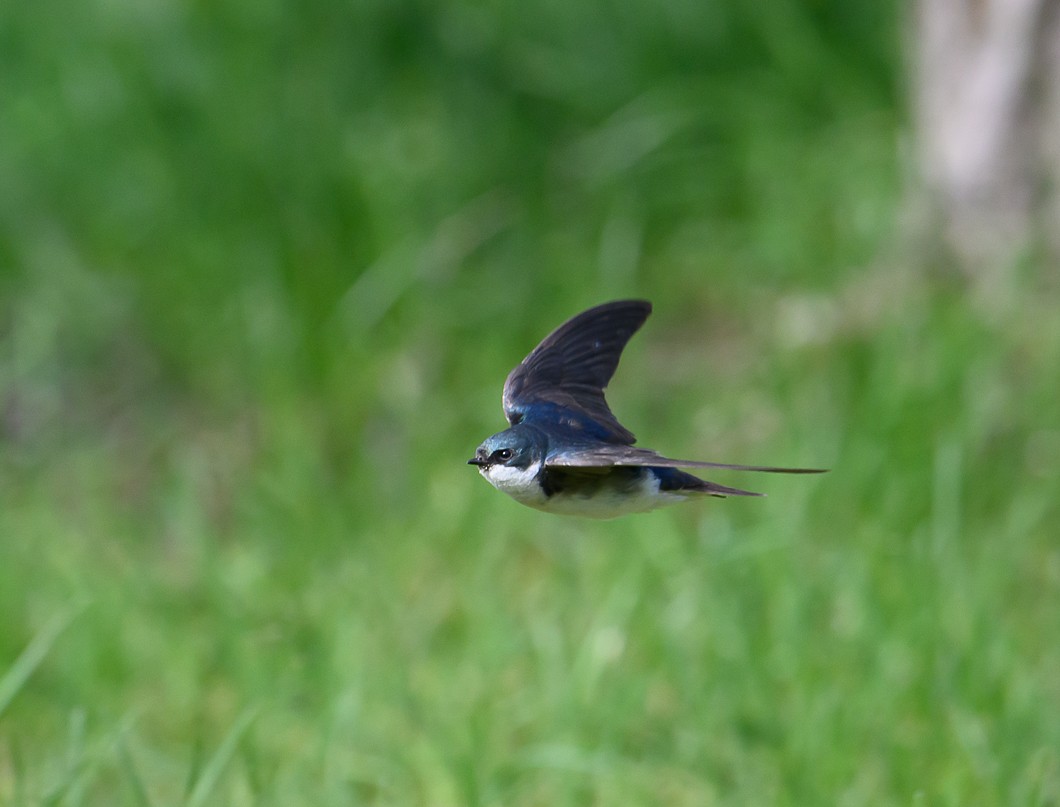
[[546, 443, 827, 474], [502, 300, 651, 443]]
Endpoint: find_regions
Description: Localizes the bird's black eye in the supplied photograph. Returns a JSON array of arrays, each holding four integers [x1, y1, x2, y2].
[[492, 448, 514, 462]]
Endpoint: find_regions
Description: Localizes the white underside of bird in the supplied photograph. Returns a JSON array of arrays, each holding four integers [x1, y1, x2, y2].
[[478, 461, 688, 518]]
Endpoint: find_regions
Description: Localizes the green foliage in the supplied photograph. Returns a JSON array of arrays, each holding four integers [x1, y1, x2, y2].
[[2, 0, 1059, 803]]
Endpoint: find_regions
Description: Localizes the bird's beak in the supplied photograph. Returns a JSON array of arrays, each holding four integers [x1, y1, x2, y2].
[[467, 457, 486, 466]]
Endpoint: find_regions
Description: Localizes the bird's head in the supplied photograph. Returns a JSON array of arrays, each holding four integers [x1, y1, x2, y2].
[[468, 426, 544, 473]]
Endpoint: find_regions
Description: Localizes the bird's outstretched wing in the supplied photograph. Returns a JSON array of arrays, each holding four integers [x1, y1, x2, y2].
[[502, 300, 652, 443], [539, 463, 768, 498], [546, 443, 828, 474]]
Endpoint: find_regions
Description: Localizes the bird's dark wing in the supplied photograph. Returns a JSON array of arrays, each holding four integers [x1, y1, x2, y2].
[[502, 300, 652, 443], [538, 464, 765, 498], [546, 443, 828, 474]]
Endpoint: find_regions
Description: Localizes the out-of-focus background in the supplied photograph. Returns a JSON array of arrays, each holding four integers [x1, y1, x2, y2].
[[2, 0, 1058, 803]]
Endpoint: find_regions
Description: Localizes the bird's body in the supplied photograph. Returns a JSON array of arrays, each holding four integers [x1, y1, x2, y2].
[[472, 423, 703, 517], [497, 465, 685, 519], [469, 300, 824, 518]]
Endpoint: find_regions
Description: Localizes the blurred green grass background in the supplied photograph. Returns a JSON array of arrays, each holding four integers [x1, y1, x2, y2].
[[2, 0, 1059, 804]]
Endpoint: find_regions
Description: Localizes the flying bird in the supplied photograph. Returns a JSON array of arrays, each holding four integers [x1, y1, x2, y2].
[[469, 300, 825, 517]]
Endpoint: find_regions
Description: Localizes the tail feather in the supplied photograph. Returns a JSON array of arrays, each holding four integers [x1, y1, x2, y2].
[[692, 479, 765, 498], [653, 467, 764, 498]]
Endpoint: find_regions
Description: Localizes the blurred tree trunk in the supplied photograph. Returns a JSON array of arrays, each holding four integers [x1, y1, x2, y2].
[[912, 0, 1060, 273]]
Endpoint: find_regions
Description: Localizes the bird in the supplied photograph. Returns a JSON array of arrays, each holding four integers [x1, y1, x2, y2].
[[468, 299, 826, 518]]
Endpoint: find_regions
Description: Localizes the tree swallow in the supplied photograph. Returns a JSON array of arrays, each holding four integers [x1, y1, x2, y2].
[[468, 299, 826, 518]]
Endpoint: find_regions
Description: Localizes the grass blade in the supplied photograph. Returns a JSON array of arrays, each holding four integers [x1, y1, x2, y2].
[[0, 607, 81, 719], [185, 707, 258, 807]]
